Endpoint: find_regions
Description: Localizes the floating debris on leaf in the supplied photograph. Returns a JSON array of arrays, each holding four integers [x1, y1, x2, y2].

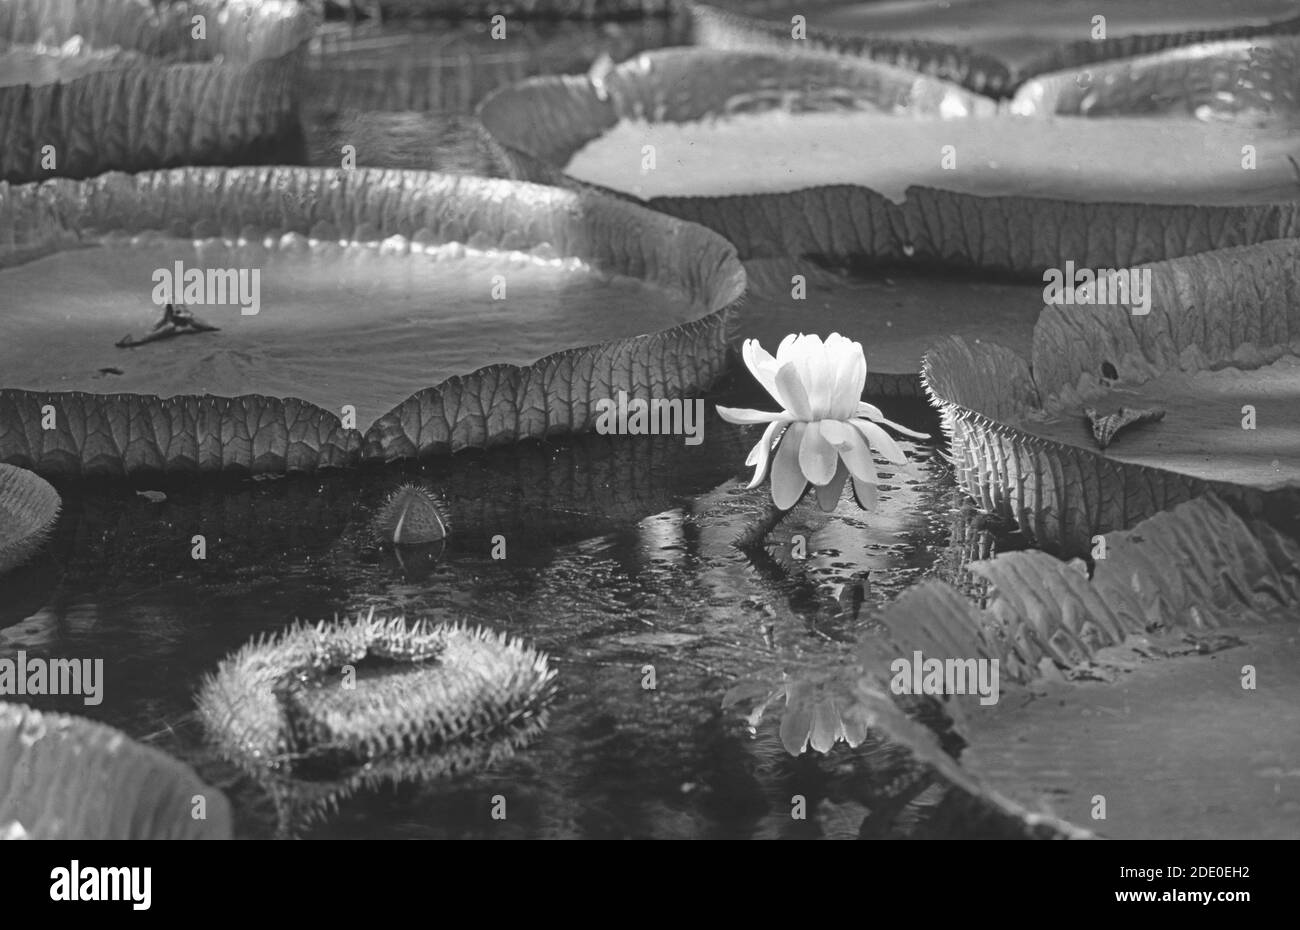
[[116, 304, 220, 349], [1140, 632, 1248, 658], [1084, 405, 1166, 450]]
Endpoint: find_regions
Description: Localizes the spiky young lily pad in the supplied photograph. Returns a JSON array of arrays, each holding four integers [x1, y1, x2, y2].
[[0, 463, 59, 574], [372, 483, 450, 546], [197, 610, 557, 821]]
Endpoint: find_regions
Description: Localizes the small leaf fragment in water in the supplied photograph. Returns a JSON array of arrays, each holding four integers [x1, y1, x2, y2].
[[1083, 405, 1166, 450]]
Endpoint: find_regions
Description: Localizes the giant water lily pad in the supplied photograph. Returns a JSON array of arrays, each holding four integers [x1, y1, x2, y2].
[[566, 108, 1299, 205], [481, 49, 1300, 268], [846, 496, 1300, 837], [0, 0, 316, 183], [334, 0, 673, 19], [0, 166, 743, 477], [480, 47, 1300, 390], [0, 701, 231, 839], [738, 494, 1300, 836], [1009, 35, 1300, 120], [925, 239, 1300, 555], [688, 0, 1300, 96], [298, 17, 681, 176]]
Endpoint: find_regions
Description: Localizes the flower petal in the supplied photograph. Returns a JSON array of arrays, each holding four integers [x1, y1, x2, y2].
[[774, 332, 801, 366], [798, 338, 835, 419], [778, 685, 812, 755], [849, 419, 906, 463], [744, 421, 783, 488], [827, 335, 867, 420], [814, 459, 849, 511], [716, 404, 788, 426], [771, 422, 809, 510], [774, 361, 814, 421], [809, 698, 840, 753], [741, 339, 782, 406], [798, 419, 838, 485], [819, 419, 878, 485], [851, 475, 879, 511], [855, 401, 886, 421], [744, 420, 780, 467], [855, 401, 930, 439]]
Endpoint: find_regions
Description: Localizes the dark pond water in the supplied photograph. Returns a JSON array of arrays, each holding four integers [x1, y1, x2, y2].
[[0, 378, 990, 838]]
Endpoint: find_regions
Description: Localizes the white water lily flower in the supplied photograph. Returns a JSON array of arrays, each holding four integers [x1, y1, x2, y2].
[[716, 333, 929, 512]]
